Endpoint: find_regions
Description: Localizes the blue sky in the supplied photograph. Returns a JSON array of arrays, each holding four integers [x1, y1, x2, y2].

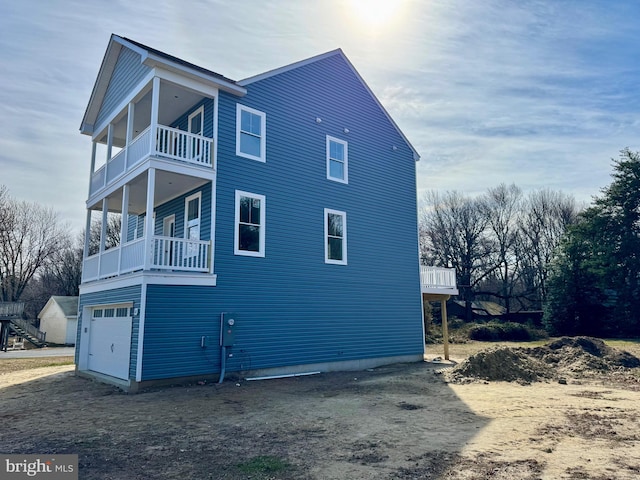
[[1, 0, 639, 231]]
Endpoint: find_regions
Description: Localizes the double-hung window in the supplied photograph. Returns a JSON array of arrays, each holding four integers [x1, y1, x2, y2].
[[324, 208, 347, 265], [326, 136, 348, 183], [235, 190, 266, 257], [236, 105, 266, 162]]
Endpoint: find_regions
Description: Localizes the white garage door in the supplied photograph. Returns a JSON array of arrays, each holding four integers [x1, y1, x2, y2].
[[88, 305, 132, 380]]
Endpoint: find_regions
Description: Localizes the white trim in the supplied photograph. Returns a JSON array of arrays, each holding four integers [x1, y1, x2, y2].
[[239, 49, 342, 86], [154, 68, 223, 98], [234, 190, 266, 257], [184, 191, 202, 240], [136, 282, 147, 381], [143, 54, 245, 96], [79, 270, 218, 295], [326, 135, 349, 184], [235, 104, 266, 162], [163, 214, 176, 237], [86, 155, 215, 211], [324, 208, 347, 265], [212, 93, 219, 171], [188, 106, 204, 135]]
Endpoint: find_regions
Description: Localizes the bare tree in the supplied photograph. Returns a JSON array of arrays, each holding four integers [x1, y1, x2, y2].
[[88, 214, 122, 255], [0, 186, 69, 303], [420, 191, 494, 321], [518, 189, 579, 308], [479, 184, 523, 313]]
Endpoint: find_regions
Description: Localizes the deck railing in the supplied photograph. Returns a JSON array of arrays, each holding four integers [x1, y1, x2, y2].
[[90, 125, 213, 196], [82, 236, 211, 282], [420, 266, 457, 290], [0, 302, 24, 318]]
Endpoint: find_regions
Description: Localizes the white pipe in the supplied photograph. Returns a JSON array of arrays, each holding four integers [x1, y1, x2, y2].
[[246, 371, 321, 381]]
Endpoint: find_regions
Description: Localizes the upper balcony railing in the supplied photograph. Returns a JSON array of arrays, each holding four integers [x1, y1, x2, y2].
[[420, 266, 458, 295], [82, 235, 211, 283], [90, 125, 213, 197]]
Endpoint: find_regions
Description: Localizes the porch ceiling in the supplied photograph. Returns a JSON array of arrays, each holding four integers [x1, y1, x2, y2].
[[98, 80, 207, 146], [93, 170, 208, 215]]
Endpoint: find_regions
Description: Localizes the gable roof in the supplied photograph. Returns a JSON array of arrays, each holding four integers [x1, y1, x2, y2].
[[39, 296, 79, 319], [81, 34, 246, 135], [239, 49, 420, 162], [82, 36, 419, 161]]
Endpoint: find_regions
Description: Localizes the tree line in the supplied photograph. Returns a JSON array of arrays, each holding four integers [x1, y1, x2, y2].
[[420, 149, 640, 337], [0, 186, 118, 319]]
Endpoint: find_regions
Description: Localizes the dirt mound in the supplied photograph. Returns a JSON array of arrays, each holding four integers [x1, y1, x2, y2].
[[445, 337, 640, 384], [444, 347, 553, 384]]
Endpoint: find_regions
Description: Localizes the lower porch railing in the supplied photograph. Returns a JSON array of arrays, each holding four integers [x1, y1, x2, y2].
[[82, 236, 211, 282], [420, 266, 457, 290]]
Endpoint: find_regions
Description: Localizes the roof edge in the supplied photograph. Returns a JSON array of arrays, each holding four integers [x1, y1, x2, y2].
[[239, 48, 420, 161], [238, 48, 344, 86]]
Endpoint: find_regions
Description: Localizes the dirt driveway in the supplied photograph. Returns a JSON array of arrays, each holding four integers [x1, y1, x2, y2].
[[1, 342, 639, 479]]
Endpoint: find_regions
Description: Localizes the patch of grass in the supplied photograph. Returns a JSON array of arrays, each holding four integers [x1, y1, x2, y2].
[[0, 357, 74, 374], [236, 455, 291, 475]]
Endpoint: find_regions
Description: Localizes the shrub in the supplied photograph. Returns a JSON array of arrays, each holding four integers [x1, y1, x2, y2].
[[468, 322, 548, 342]]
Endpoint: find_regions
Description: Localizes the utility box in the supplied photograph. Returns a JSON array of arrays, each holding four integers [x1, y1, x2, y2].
[[220, 312, 237, 347]]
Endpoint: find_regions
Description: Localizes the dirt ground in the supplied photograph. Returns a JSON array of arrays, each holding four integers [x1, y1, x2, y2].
[[1, 340, 639, 480]]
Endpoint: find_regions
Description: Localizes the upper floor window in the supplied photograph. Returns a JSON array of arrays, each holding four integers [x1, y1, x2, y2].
[[236, 105, 266, 162], [326, 136, 348, 184], [324, 208, 347, 265], [235, 190, 266, 257]]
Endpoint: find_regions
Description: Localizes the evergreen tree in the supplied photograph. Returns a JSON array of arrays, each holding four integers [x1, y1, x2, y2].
[[545, 149, 640, 336]]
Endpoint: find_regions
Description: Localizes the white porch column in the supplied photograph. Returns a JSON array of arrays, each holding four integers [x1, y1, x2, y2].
[[118, 185, 130, 272], [125, 102, 135, 168], [104, 124, 113, 188], [88, 142, 97, 197], [83, 209, 92, 258], [149, 77, 160, 156], [120, 185, 130, 245], [209, 182, 216, 274], [106, 123, 114, 161], [143, 168, 156, 270]]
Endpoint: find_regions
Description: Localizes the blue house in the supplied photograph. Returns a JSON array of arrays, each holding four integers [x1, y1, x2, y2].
[[76, 34, 428, 391]]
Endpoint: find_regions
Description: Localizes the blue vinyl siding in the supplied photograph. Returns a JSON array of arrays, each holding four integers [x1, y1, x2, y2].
[[152, 184, 211, 239], [142, 286, 222, 380], [170, 98, 214, 138], [77, 285, 142, 379], [96, 47, 151, 129], [126, 214, 144, 242], [139, 52, 423, 380]]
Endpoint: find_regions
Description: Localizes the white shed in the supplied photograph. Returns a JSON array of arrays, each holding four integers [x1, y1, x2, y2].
[[38, 296, 78, 345]]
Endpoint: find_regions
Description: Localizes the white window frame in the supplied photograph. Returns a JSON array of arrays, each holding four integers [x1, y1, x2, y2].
[[234, 190, 266, 257], [324, 208, 347, 265], [326, 135, 348, 184], [184, 192, 202, 240], [188, 106, 204, 135], [236, 105, 266, 162]]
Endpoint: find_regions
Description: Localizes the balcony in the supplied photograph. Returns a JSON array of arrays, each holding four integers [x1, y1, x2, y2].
[[82, 235, 211, 283], [420, 266, 458, 296], [90, 125, 213, 198]]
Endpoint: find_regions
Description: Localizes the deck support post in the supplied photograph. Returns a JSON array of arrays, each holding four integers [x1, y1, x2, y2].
[[423, 293, 451, 361], [441, 297, 450, 360]]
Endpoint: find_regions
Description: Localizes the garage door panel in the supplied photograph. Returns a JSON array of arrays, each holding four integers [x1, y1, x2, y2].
[[88, 308, 132, 380]]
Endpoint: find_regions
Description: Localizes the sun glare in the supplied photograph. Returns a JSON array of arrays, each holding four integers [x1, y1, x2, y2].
[[348, 0, 406, 30]]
